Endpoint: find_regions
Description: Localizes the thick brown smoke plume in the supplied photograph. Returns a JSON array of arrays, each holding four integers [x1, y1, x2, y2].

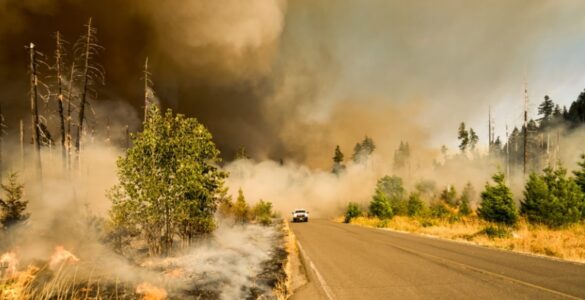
[[3, 0, 585, 167]]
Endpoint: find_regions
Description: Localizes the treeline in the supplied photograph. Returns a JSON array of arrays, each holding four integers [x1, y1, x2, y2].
[[345, 157, 585, 229]]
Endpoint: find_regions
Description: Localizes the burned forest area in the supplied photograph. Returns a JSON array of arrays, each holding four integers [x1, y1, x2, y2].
[[0, 18, 289, 300]]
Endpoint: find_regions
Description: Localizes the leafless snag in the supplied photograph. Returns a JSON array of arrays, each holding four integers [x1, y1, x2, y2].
[[53, 31, 68, 164], [73, 17, 104, 153], [28, 42, 43, 176], [143, 57, 155, 123]]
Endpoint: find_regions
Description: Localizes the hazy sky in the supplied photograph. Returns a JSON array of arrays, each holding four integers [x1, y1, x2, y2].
[[2, 0, 585, 167]]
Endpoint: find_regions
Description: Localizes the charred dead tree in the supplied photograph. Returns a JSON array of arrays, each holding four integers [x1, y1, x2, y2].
[[66, 61, 75, 169], [19, 120, 24, 171], [28, 42, 42, 176], [54, 31, 67, 164], [74, 18, 104, 153], [144, 57, 151, 122]]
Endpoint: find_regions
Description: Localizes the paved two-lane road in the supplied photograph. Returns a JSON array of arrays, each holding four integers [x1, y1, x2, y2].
[[290, 219, 585, 300]]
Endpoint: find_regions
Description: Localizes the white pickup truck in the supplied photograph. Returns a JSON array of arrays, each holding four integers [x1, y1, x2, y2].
[[292, 209, 309, 222]]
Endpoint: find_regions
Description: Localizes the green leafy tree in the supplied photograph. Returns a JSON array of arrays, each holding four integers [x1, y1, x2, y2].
[[459, 182, 474, 216], [233, 188, 250, 223], [374, 175, 406, 215], [344, 202, 362, 223], [369, 190, 393, 219], [522, 167, 584, 227], [108, 106, 227, 255], [252, 200, 273, 226], [407, 192, 425, 217], [478, 172, 518, 225], [332, 145, 346, 174], [458, 122, 469, 152], [0, 173, 29, 229]]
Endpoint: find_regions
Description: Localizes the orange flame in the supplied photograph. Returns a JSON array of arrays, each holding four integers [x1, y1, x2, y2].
[[136, 282, 168, 300], [49, 246, 79, 269], [0, 251, 18, 278]]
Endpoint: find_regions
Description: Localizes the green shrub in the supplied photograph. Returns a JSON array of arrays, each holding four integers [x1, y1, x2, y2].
[[440, 185, 458, 207], [376, 219, 389, 228], [344, 202, 362, 223], [479, 225, 511, 239], [459, 182, 474, 216], [369, 190, 393, 219], [407, 193, 425, 217], [478, 172, 518, 225], [429, 201, 450, 218], [233, 189, 250, 223], [522, 167, 585, 228], [252, 200, 273, 226]]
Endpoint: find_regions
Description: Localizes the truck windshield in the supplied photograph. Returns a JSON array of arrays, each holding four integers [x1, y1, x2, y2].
[[295, 210, 306, 213]]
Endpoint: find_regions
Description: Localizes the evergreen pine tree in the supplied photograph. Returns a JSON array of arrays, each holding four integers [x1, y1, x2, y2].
[[458, 122, 469, 152], [0, 173, 29, 229], [522, 167, 584, 227], [478, 171, 518, 225], [332, 145, 346, 174], [233, 188, 249, 223]]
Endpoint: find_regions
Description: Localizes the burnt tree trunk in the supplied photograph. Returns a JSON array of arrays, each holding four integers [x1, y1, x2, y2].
[[29, 43, 42, 176]]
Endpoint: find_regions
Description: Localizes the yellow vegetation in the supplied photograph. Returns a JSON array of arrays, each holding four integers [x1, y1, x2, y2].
[[347, 216, 585, 263]]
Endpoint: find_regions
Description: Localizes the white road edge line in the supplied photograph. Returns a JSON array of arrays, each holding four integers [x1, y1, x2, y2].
[[296, 241, 337, 300]]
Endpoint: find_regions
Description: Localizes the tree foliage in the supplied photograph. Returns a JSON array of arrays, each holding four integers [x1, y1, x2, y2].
[[478, 172, 518, 225], [458, 122, 469, 152], [459, 182, 474, 216], [522, 167, 584, 227], [252, 200, 273, 226], [369, 190, 393, 219], [0, 173, 29, 229], [406, 192, 425, 217], [233, 188, 249, 224], [393, 141, 410, 170], [332, 145, 346, 174], [352, 136, 376, 163], [108, 106, 227, 256], [344, 202, 362, 223]]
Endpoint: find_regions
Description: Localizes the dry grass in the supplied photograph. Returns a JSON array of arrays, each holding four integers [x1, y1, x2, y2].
[[348, 216, 585, 263]]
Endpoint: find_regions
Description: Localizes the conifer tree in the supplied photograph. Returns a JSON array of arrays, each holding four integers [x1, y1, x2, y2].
[[0, 173, 29, 229], [478, 171, 517, 225]]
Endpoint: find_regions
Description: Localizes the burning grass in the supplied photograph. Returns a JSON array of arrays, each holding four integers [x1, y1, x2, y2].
[[345, 216, 585, 263], [0, 220, 291, 300]]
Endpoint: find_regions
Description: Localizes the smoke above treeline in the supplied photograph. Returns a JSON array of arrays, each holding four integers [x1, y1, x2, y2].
[[3, 0, 585, 167]]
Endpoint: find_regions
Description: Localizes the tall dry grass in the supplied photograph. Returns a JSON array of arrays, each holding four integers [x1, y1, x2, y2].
[[347, 216, 585, 263]]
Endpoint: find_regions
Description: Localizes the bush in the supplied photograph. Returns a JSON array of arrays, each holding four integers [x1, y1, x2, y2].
[[521, 167, 584, 228], [369, 190, 393, 219], [479, 225, 511, 239], [440, 185, 458, 207], [478, 172, 518, 225], [252, 200, 273, 226], [459, 182, 474, 216], [406, 193, 425, 217], [429, 201, 450, 218], [344, 202, 362, 223]]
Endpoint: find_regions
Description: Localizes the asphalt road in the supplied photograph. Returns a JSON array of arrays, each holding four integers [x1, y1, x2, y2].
[[290, 219, 585, 300]]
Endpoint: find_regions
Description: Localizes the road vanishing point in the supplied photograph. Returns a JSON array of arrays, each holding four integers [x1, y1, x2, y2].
[[290, 219, 585, 300]]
